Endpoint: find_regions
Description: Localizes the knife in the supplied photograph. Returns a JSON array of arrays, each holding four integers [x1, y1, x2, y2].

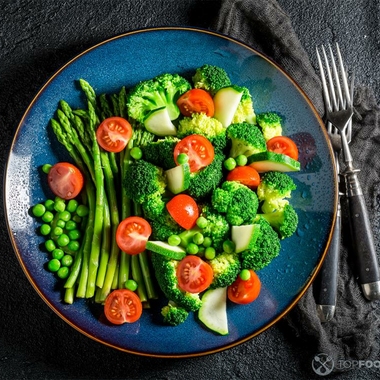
[[315, 133, 341, 322]]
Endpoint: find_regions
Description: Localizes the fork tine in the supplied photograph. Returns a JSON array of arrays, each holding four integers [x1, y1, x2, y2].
[[336, 43, 352, 107], [346, 72, 355, 144], [316, 47, 332, 113], [328, 44, 344, 110]]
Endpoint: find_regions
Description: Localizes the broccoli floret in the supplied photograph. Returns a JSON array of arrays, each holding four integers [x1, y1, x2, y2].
[[127, 73, 191, 123], [177, 113, 227, 152], [151, 253, 202, 312], [240, 217, 281, 271], [231, 86, 257, 125], [192, 64, 231, 96], [207, 252, 241, 289], [187, 152, 225, 200], [211, 181, 259, 226], [149, 209, 185, 241], [260, 204, 298, 239], [256, 112, 283, 141], [141, 137, 180, 170], [226, 122, 267, 158], [161, 302, 189, 326], [141, 192, 166, 220], [257, 171, 297, 213], [123, 159, 166, 204], [199, 204, 230, 251]]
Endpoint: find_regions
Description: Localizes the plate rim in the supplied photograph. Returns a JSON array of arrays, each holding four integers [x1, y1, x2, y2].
[[4, 26, 338, 358]]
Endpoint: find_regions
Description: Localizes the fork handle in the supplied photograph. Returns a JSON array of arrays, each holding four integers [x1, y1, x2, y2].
[[315, 201, 341, 322], [345, 170, 380, 300]]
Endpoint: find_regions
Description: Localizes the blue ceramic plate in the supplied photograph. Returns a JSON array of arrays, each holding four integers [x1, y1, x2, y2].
[[4, 27, 337, 357]]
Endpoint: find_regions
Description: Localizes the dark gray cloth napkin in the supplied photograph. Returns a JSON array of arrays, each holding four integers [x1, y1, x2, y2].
[[212, 0, 380, 373]]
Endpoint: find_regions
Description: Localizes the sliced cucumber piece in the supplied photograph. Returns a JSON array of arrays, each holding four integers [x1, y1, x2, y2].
[[165, 163, 191, 194], [146, 240, 186, 260], [144, 106, 177, 136], [198, 287, 228, 335], [231, 224, 261, 253], [213, 86, 243, 128], [247, 151, 300, 172]]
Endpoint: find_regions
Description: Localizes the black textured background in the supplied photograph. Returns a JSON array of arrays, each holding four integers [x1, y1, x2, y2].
[[1, 1, 379, 379]]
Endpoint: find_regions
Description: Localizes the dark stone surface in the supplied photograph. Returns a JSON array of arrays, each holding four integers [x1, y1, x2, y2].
[[1, 1, 379, 379]]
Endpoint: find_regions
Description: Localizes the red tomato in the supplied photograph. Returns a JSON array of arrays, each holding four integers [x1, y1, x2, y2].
[[228, 270, 261, 304], [47, 162, 84, 200], [267, 136, 299, 161], [177, 255, 214, 293], [96, 116, 132, 153], [177, 88, 215, 117], [104, 289, 142, 324], [116, 216, 152, 255], [166, 194, 199, 230], [226, 166, 261, 189], [174, 134, 215, 172]]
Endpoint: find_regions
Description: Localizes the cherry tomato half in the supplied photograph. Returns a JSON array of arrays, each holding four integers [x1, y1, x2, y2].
[[226, 166, 261, 189], [177, 255, 214, 293], [104, 289, 142, 324], [47, 162, 84, 200], [177, 88, 215, 117], [166, 194, 199, 230], [96, 116, 132, 153], [116, 216, 152, 255], [228, 269, 261, 304], [267, 136, 299, 161], [174, 134, 215, 173]]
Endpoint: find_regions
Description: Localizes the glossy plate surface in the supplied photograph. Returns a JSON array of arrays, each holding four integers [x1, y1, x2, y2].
[[4, 27, 336, 357]]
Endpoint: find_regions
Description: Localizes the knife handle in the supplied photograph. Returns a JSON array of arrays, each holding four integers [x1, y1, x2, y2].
[[315, 203, 340, 321], [345, 170, 380, 300]]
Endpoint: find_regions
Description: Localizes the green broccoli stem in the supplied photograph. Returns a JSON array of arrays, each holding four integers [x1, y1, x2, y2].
[[133, 201, 158, 300], [95, 195, 111, 289], [118, 145, 133, 289], [131, 254, 148, 304], [85, 101, 105, 298]]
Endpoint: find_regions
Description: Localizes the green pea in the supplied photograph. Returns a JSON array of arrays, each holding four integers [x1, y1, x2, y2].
[[76, 205, 89, 217], [130, 146, 143, 160], [53, 226, 63, 236], [45, 239, 56, 252], [197, 246, 205, 257], [177, 153, 189, 164], [48, 258, 61, 272], [239, 269, 251, 281], [72, 215, 82, 223], [56, 219, 66, 229], [61, 255, 73, 267], [32, 203, 46, 218], [67, 240, 80, 252], [65, 220, 77, 231], [54, 200, 66, 213], [235, 154, 248, 166], [168, 234, 181, 246], [224, 157, 236, 171], [186, 243, 199, 255], [205, 247, 216, 260], [40, 224, 51, 236], [66, 199, 78, 213], [202, 237, 212, 248], [196, 216, 208, 229], [42, 164, 52, 174], [57, 233, 70, 247], [57, 266, 69, 279], [125, 279, 138, 291], [192, 232, 204, 245], [59, 210, 71, 222], [223, 239, 235, 254], [52, 248, 64, 260], [68, 229, 81, 240], [44, 199, 55, 211], [41, 211, 54, 223]]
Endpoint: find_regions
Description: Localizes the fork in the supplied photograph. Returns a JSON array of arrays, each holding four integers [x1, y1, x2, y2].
[[317, 43, 380, 301]]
